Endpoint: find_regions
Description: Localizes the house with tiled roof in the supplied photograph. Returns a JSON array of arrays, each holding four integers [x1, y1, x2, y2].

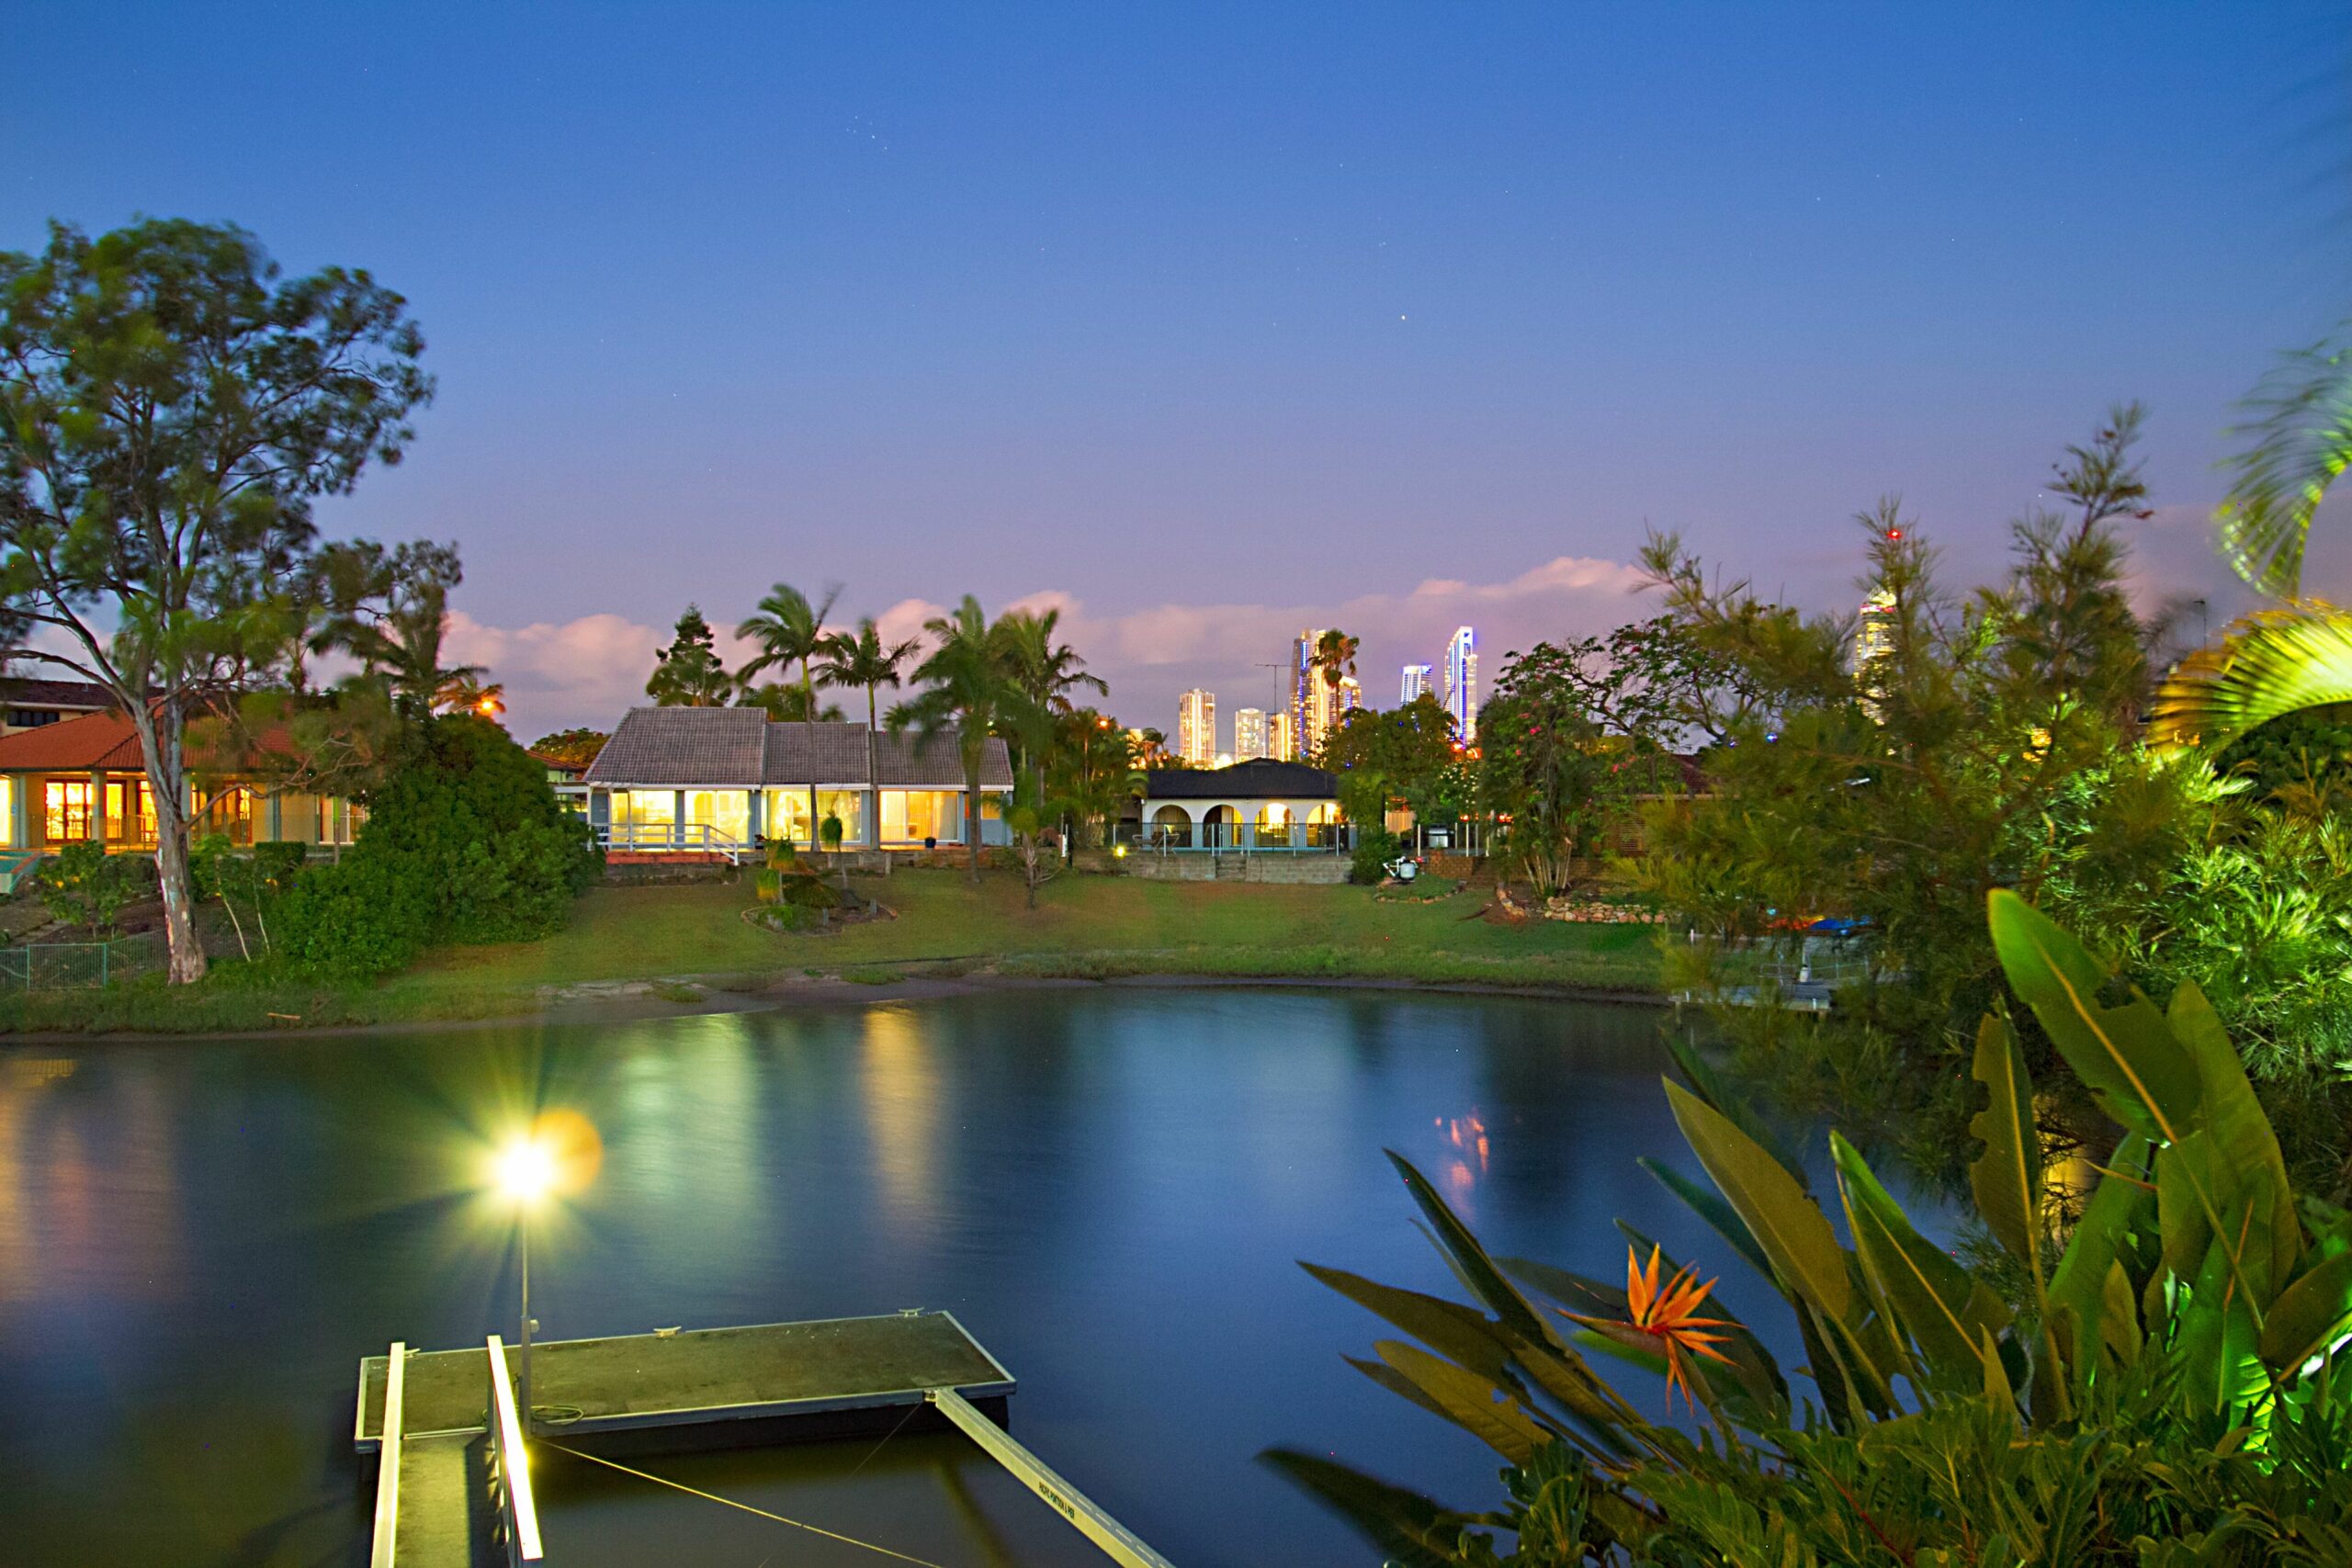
[[581, 706, 1014, 855], [0, 707, 363, 868], [0, 676, 117, 736]]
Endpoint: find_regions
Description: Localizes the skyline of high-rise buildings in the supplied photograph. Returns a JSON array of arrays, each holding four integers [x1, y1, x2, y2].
[[1442, 626, 1478, 744], [1233, 706, 1267, 761], [1399, 662, 1431, 704], [1177, 687, 1216, 766]]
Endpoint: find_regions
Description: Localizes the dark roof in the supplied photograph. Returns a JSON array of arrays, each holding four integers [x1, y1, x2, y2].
[[764, 722, 875, 784], [585, 707, 1012, 790], [587, 705, 769, 784], [1142, 759, 1338, 800], [877, 730, 1014, 789], [0, 677, 115, 711]]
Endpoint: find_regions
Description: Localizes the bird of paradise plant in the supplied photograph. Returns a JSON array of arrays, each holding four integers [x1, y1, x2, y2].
[[1566, 1246, 1736, 1413]]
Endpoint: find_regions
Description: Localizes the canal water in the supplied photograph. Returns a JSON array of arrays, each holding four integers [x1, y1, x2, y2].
[[0, 986, 1781, 1566]]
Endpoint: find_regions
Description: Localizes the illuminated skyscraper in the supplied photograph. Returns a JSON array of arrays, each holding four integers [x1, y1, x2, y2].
[[1233, 706, 1268, 761], [1268, 709, 1295, 761], [1400, 663, 1431, 704], [1291, 629, 1341, 761], [1442, 626, 1479, 743], [1851, 589, 1898, 719], [1178, 688, 1216, 766]]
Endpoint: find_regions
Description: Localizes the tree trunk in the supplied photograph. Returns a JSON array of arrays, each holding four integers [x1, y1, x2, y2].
[[135, 703, 209, 984], [964, 756, 982, 883]]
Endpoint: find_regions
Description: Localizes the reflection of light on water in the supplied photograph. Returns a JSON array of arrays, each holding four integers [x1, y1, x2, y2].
[[863, 1007, 939, 1224], [0, 1056, 185, 1310], [1434, 1110, 1491, 1210]]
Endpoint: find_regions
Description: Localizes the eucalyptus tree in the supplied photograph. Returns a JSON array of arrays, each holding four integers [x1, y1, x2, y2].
[[819, 616, 919, 852], [738, 581, 841, 844], [0, 219, 431, 983], [890, 594, 1021, 881]]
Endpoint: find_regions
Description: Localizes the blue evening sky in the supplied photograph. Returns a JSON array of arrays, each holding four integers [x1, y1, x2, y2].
[[6, 3, 2348, 735]]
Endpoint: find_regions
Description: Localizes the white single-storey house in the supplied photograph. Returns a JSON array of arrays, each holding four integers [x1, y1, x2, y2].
[[581, 707, 1014, 857], [1136, 759, 1347, 852]]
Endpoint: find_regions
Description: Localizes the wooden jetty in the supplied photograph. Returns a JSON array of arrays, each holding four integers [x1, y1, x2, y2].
[[355, 1309, 1171, 1567]]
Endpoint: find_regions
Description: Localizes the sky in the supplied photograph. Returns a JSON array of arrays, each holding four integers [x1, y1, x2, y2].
[[7, 2, 2352, 741]]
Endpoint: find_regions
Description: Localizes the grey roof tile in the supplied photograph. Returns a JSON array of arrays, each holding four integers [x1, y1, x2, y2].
[[763, 722, 874, 784], [876, 730, 1014, 788], [585, 706, 769, 785]]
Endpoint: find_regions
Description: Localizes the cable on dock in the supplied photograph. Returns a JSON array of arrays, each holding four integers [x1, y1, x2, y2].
[[539, 1441, 954, 1567]]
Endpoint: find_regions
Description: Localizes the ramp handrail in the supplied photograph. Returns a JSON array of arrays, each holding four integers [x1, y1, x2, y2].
[[927, 1386, 1175, 1568], [485, 1335, 544, 1563], [368, 1341, 406, 1568]]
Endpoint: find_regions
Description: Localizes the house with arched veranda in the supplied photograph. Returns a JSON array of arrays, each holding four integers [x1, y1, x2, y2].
[[1132, 760, 1350, 880]]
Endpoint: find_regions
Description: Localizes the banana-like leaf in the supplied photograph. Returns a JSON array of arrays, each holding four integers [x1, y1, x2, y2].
[[1968, 1013, 2041, 1277], [1980, 1325, 2018, 1418], [1667, 1031, 1806, 1179], [2177, 1222, 2270, 1416], [2098, 1258, 2143, 1368], [1345, 1353, 1454, 1425], [1986, 890, 2200, 1145], [1304, 1262, 1521, 1386], [1832, 1132, 2010, 1388], [2149, 600, 2352, 754], [2214, 330, 2352, 597], [2170, 981, 2301, 1292], [1498, 1255, 1626, 1319], [1386, 1151, 1558, 1348], [1665, 1079, 1852, 1322], [2258, 1250, 2352, 1373], [2047, 1132, 2155, 1372], [1374, 1340, 1554, 1464], [1637, 1156, 1775, 1284], [1260, 1449, 1479, 1568]]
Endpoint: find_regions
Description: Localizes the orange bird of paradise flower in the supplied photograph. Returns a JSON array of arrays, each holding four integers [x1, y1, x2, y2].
[[1568, 1245, 1738, 1411]]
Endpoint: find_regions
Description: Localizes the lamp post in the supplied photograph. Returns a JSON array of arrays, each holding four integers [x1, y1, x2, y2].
[[492, 1135, 557, 1427]]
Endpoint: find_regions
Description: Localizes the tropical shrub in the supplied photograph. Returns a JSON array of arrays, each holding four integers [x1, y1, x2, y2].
[[1272, 893, 2352, 1565], [28, 841, 150, 936], [1351, 828, 1405, 885], [277, 714, 600, 975]]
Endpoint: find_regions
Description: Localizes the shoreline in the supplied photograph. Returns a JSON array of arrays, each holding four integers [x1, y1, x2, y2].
[[0, 963, 1672, 1046]]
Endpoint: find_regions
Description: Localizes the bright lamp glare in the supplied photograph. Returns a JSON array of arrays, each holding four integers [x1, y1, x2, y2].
[[492, 1137, 558, 1206]]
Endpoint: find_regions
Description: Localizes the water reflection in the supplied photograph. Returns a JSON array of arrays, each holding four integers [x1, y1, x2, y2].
[[0, 988, 1730, 1566]]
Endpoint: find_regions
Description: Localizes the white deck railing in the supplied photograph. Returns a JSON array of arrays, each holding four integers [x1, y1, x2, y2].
[[595, 822, 750, 863], [484, 1335, 543, 1565]]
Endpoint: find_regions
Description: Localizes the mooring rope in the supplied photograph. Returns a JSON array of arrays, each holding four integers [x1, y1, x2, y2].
[[539, 1440, 954, 1567]]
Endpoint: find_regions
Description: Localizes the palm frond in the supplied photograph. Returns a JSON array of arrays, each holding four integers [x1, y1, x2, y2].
[[2217, 329, 2352, 597], [2149, 601, 2352, 753]]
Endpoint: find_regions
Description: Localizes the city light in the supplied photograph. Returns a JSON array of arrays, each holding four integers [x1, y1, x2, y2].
[[492, 1135, 557, 1207]]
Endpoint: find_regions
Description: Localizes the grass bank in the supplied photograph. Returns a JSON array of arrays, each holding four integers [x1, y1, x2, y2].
[[0, 870, 1665, 1036]]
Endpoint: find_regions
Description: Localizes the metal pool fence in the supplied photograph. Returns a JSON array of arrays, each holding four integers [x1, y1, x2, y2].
[[0, 931, 165, 991]]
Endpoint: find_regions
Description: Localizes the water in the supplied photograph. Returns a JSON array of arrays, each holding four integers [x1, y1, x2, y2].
[[0, 986, 1777, 1566]]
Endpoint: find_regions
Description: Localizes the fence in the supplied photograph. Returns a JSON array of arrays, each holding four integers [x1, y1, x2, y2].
[[0, 931, 165, 991]]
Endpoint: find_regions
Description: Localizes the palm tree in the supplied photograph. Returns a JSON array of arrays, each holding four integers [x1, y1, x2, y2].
[[2150, 602, 2352, 755], [991, 606, 1107, 807], [890, 595, 1020, 881], [2217, 327, 2352, 598], [820, 618, 920, 854], [432, 671, 505, 720], [1313, 628, 1360, 758], [737, 581, 841, 846]]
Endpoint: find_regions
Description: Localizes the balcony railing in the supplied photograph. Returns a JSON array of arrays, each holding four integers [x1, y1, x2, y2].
[[1124, 822, 1351, 854], [596, 822, 751, 863]]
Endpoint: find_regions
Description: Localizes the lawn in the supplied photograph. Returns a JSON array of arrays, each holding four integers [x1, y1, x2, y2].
[[0, 869, 1666, 1035]]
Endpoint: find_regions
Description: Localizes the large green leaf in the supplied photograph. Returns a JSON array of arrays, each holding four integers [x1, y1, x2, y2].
[[2259, 1250, 2352, 1372], [1968, 1013, 2041, 1277], [1304, 1262, 1520, 1386], [2098, 1259, 2143, 1368], [1986, 890, 2200, 1145], [1260, 1449, 1478, 1568], [1374, 1340, 1554, 1464], [1638, 1156, 1774, 1283], [1832, 1132, 2010, 1388], [1386, 1151, 1558, 1348], [2170, 980, 2301, 1293], [1665, 1079, 1851, 1322], [2047, 1131, 2155, 1376]]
